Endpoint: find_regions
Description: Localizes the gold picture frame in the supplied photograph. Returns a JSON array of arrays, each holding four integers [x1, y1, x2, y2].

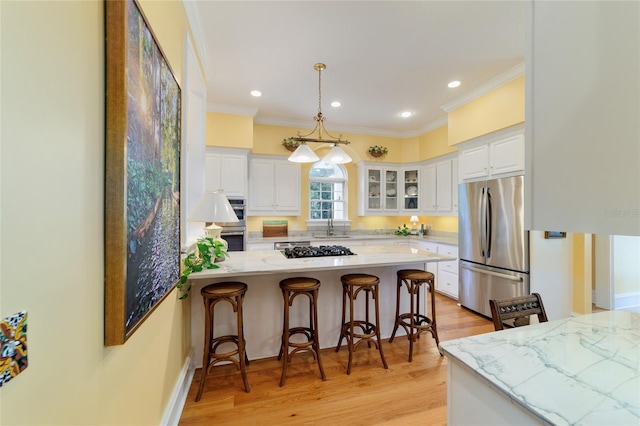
[[105, 0, 181, 345]]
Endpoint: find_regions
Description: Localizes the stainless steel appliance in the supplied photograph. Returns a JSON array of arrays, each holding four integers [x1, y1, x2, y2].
[[458, 175, 529, 317], [219, 198, 246, 251]]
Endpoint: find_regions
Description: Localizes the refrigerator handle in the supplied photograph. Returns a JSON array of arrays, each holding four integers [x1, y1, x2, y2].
[[486, 187, 492, 258], [460, 263, 524, 282], [480, 187, 486, 257]]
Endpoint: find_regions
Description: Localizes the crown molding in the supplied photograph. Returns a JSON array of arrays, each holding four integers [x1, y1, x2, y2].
[[253, 115, 449, 139], [207, 103, 259, 117], [440, 62, 525, 113], [182, 0, 209, 82]]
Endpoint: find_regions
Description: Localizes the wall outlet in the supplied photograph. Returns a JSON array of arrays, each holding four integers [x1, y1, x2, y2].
[[291, 223, 298, 230], [358, 223, 364, 230]]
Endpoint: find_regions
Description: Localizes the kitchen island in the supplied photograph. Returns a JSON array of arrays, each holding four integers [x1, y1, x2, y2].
[[440, 310, 640, 425], [187, 245, 454, 366]]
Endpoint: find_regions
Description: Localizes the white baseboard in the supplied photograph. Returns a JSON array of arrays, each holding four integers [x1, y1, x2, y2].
[[615, 291, 640, 310], [161, 351, 195, 426]]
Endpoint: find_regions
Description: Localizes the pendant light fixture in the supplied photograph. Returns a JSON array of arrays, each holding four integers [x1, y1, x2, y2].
[[286, 63, 351, 164]]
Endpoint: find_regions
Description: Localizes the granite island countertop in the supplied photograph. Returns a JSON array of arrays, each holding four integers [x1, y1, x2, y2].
[[439, 310, 640, 425]]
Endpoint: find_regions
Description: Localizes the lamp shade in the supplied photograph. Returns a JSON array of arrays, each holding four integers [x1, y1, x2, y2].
[[288, 143, 320, 163], [190, 191, 239, 223], [410, 216, 419, 223], [321, 144, 352, 164]]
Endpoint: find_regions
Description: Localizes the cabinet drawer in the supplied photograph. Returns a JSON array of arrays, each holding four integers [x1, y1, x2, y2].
[[438, 259, 459, 275], [436, 269, 459, 299], [419, 241, 438, 253]]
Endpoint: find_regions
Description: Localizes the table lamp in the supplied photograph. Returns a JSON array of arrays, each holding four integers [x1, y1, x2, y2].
[[410, 215, 419, 232], [189, 191, 239, 248]]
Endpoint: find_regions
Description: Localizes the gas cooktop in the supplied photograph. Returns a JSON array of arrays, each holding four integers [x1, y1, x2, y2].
[[281, 245, 356, 259]]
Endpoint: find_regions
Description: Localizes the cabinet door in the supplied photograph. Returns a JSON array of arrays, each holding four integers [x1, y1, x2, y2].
[[489, 134, 524, 176], [422, 164, 437, 212], [436, 160, 452, 212], [402, 167, 420, 212], [205, 153, 222, 192], [248, 159, 275, 212], [274, 161, 300, 213], [220, 154, 247, 197], [383, 168, 399, 211], [436, 269, 459, 299], [460, 144, 489, 180], [451, 157, 459, 213], [366, 168, 383, 212]]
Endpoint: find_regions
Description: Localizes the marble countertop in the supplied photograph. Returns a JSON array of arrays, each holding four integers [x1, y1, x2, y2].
[[439, 310, 640, 425], [188, 245, 454, 280]]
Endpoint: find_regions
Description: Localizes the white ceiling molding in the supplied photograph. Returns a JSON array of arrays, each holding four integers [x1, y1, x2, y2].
[[207, 103, 259, 117], [182, 0, 209, 82], [440, 62, 525, 113], [253, 115, 449, 140]]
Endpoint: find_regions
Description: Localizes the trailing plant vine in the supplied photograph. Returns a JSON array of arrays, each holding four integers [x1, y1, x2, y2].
[[178, 236, 229, 299]]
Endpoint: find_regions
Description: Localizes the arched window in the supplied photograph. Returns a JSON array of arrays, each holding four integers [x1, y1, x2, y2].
[[309, 161, 347, 221]]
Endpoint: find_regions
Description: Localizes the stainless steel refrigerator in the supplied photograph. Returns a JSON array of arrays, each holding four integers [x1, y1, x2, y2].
[[458, 175, 529, 317]]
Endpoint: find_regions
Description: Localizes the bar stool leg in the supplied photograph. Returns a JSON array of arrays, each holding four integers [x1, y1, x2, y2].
[[408, 280, 416, 362], [346, 284, 356, 375], [237, 293, 250, 392], [389, 275, 403, 343], [335, 283, 347, 352], [312, 288, 327, 380], [279, 289, 290, 387], [196, 300, 213, 402], [373, 284, 388, 369]]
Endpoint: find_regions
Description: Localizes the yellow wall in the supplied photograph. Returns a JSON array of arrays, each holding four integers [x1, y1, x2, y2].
[[418, 125, 457, 160], [1, 1, 192, 424], [447, 76, 525, 145], [206, 112, 253, 148]]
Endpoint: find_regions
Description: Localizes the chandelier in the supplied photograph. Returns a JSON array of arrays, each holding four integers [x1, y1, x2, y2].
[[286, 63, 352, 164]]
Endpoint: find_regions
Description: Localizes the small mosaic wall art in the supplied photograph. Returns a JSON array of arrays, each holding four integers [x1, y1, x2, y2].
[[0, 311, 28, 387]]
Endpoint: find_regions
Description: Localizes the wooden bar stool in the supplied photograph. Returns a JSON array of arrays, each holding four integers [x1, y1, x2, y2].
[[196, 282, 250, 402], [389, 269, 441, 362], [335, 273, 388, 375], [277, 277, 327, 386]]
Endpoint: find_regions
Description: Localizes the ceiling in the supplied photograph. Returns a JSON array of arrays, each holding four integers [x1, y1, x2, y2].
[[186, 1, 526, 138]]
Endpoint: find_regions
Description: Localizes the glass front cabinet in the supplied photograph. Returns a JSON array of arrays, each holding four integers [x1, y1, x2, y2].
[[358, 165, 400, 214], [402, 167, 420, 213]]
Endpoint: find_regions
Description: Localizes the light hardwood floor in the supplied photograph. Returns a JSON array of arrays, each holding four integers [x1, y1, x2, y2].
[[179, 293, 494, 426]]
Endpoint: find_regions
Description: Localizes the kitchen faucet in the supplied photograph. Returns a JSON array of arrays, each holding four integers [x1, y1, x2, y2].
[[327, 207, 334, 236]]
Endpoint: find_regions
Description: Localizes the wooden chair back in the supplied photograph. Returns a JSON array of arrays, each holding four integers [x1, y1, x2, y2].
[[489, 293, 548, 331]]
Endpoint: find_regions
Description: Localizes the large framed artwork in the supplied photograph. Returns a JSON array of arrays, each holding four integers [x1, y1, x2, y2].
[[105, 0, 181, 346]]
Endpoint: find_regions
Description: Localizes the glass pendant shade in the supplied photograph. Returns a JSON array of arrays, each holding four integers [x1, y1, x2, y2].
[[320, 144, 352, 164], [288, 143, 320, 163]]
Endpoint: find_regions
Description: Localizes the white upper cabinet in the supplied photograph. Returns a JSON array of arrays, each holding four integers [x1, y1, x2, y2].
[[247, 157, 300, 216], [401, 167, 420, 213], [422, 156, 456, 215], [205, 148, 248, 197], [459, 126, 524, 182], [358, 164, 400, 215]]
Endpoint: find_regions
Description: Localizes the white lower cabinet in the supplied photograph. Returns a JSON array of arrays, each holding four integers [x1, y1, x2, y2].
[[416, 241, 459, 300]]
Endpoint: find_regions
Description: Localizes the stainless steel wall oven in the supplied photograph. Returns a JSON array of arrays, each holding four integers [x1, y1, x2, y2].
[[218, 198, 246, 251]]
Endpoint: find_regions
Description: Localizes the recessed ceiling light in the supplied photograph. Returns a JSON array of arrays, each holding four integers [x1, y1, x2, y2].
[[250, 90, 262, 97], [448, 81, 461, 88], [400, 111, 412, 118], [330, 101, 341, 108]]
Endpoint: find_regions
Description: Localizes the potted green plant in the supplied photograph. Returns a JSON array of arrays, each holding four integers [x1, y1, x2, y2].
[[395, 224, 410, 236], [368, 145, 388, 157], [178, 236, 229, 299], [282, 138, 301, 152]]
